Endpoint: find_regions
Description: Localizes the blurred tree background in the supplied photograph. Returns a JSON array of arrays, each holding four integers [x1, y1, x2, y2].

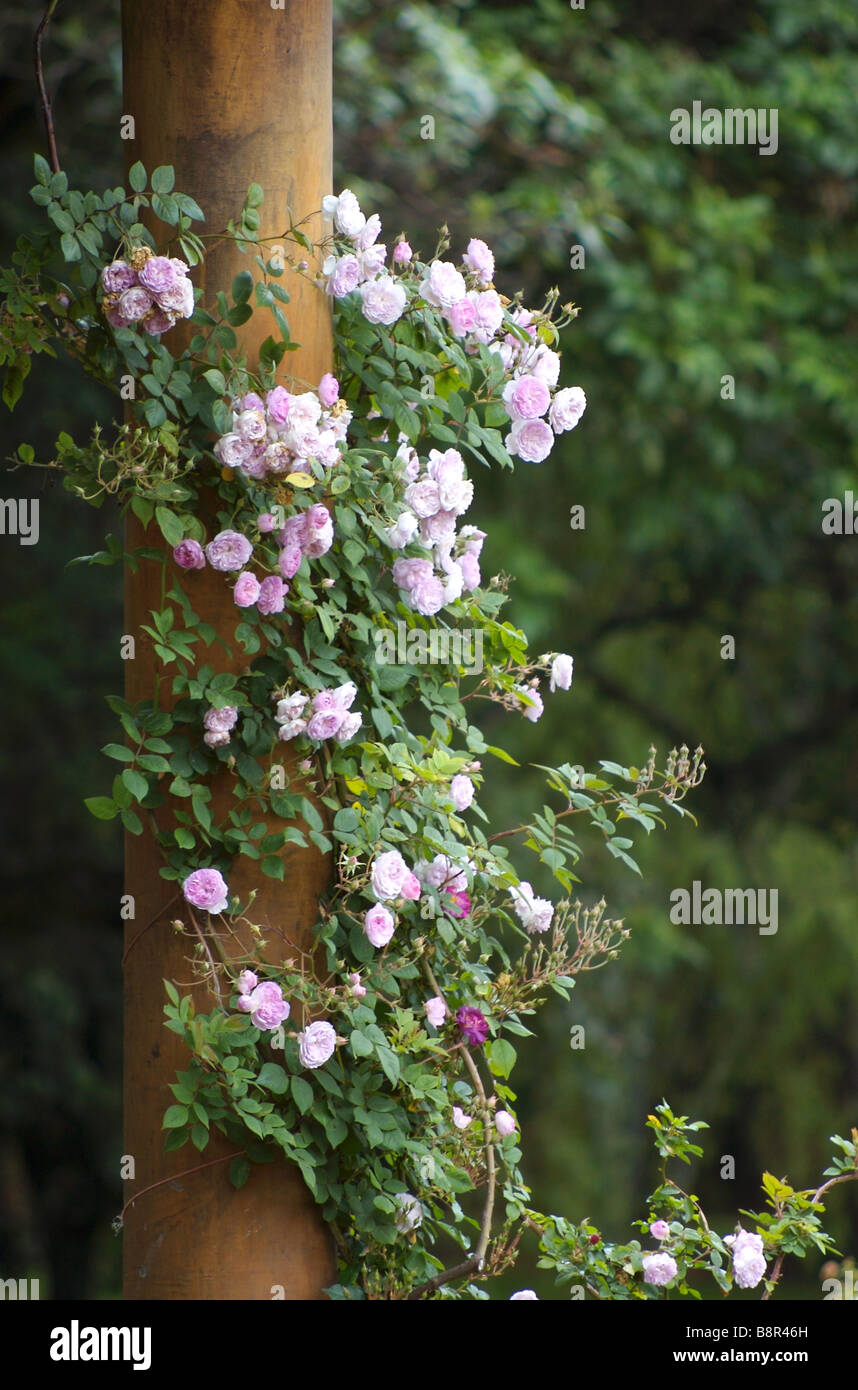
[[1, 0, 856, 1299]]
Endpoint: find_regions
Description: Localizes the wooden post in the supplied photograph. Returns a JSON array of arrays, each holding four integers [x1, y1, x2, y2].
[[121, 0, 335, 1299]]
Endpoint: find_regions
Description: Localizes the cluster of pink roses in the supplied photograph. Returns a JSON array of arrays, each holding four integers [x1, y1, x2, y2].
[[203, 705, 238, 749], [370, 850, 422, 902], [101, 248, 194, 336], [387, 442, 486, 615], [236, 970, 290, 1030], [213, 375, 350, 480], [173, 504, 336, 616], [497, 328, 586, 464], [415, 853, 472, 918], [508, 652, 574, 725], [274, 504, 334, 579], [418, 239, 505, 347], [233, 970, 337, 1070], [321, 190, 409, 326], [274, 681, 362, 746]]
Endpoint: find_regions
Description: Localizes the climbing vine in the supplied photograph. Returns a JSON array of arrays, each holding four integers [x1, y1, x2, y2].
[[2, 157, 855, 1299]]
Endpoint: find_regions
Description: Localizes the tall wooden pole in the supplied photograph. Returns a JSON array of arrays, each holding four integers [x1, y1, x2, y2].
[[121, 0, 335, 1299]]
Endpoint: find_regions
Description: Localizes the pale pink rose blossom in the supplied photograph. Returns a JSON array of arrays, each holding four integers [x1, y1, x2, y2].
[[650, 1220, 671, 1241], [549, 386, 587, 433], [298, 1019, 337, 1068], [257, 576, 287, 615], [182, 867, 229, 914], [393, 240, 413, 264], [550, 653, 574, 692], [421, 260, 467, 309], [507, 419, 555, 464], [452, 1106, 473, 1131], [360, 276, 407, 326], [509, 1290, 539, 1300], [233, 571, 261, 608], [463, 237, 495, 284], [364, 904, 396, 948], [237, 980, 291, 1031], [371, 850, 410, 900], [318, 373, 340, 407], [642, 1252, 678, 1287], [424, 996, 446, 1028], [206, 530, 253, 571], [503, 374, 551, 421], [450, 774, 474, 811], [495, 1110, 516, 1137]]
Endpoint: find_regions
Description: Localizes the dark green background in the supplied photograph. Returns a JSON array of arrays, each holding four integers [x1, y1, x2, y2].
[[0, 0, 856, 1298]]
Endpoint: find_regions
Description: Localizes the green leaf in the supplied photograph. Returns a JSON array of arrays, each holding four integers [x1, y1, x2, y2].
[[128, 161, 147, 193], [84, 796, 118, 821], [162, 1105, 188, 1129], [487, 1038, 517, 1080], [350, 1029, 374, 1058], [33, 153, 51, 186], [155, 505, 184, 547], [292, 1075, 314, 1114], [102, 742, 134, 762], [151, 164, 176, 195], [376, 1044, 400, 1086], [229, 1157, 252, 1190], [60, 232, 80, 262], [121, 768, 149, 802], [257, 1062, 289, 1095]]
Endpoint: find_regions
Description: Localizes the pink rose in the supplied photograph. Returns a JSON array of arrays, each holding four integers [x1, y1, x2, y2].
[[642, 1252, 678, 1287], [424, 996, 446, 1028], [307, 710, 345, 741], [138, 255, 182, 296], [503, 374, 551, 422], [460, 552, 480, 590], [550, 653, 574, 692], [257, 576, 287, 615], [172, 539, 206, 570], [506, 418, 555, 464], [450, 775, 474, 811], [364, 904, 396, 948], [318, 373, 340, 407], [206, 530, 253, 572], [348, 971, 367, 999], [233, 571, 261, 608], [266, 385, 292, 424], [327, 254, 362, 298], [650, 1220, 671, 1241], [298, 1020, 337, 1069], [463, 237, 495, 285], [400, 872, 421, 901], [452, 1106, 473, 1131], [278, 543, 303, 579], [257, 512, 277, 533], [550, 386, 587, 433], [371, 850, 410, 900], [495, 1110, 516, 1137], [393, 240, 412, 264], [204, 705, 238, 735], [447, 297, 478, 337], [239, 980, 290, 1031], [182, 867, 229, 915], [142, 307, 176, 336], [421, 260, 467, 308], [360, 276, 407, 326], [118, 286, 154, 322], [237, 970, 258, 995], [101, 261, 138, 294]]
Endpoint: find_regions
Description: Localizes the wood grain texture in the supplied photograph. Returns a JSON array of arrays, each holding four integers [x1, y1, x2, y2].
[[121, 0, 335, 1300]]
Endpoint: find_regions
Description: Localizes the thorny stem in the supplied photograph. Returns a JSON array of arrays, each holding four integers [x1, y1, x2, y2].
[[407, 962, 497, 1299], [34, 2, 61, 175], [117, 1151, 244, 1225]]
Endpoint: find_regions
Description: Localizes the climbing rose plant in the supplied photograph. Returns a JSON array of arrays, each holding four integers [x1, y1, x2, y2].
[[1, 158, 855, 1300]]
